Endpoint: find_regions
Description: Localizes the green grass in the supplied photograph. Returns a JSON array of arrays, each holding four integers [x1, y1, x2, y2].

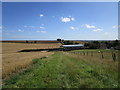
[[3, 52, 118, 88], [72, 49, 117, 52]]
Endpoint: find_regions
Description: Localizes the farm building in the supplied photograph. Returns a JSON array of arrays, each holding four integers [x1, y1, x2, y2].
[[60, 44, 84, 51]]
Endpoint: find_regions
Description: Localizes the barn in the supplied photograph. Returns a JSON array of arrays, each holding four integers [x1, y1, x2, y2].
[[60, 44, 84, 51]]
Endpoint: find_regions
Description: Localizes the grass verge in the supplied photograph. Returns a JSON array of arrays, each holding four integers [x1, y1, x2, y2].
[[3, 52, 118, 88]]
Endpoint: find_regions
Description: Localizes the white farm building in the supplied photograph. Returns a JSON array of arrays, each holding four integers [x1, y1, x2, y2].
[[60, 44, 84, 50]]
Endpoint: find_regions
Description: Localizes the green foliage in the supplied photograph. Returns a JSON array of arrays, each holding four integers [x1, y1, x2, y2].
[[63, 40, 79, 45], [3, 52, 118, 88], [57, 39, 61, 42], [84, 41, 99, 49], [85, 40, 120, 50], [57, 39, 80, 45]]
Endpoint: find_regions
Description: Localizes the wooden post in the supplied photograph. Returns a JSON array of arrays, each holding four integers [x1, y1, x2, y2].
[[101, 51, 104, 59], [83, 52, 85, 56], [112, 51, 116, 61]]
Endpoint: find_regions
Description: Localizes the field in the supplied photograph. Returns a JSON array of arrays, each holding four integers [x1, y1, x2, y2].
[[2, 42, 61, 79], [2, 47, 118, 88]]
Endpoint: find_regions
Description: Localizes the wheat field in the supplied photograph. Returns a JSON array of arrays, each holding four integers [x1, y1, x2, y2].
[[2, 43, 61, 79]]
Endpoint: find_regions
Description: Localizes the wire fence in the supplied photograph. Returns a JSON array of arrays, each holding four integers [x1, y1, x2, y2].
[[64, 50, 118, 62]]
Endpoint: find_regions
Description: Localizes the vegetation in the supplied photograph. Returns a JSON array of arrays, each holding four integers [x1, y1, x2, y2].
[[57, 39, 80, 45], [3, 51, 118, 88], [2, 43, 59, 79], [63, 40, 79, 45], [84, 40, 120, 50], [2, 42, 119, 88]]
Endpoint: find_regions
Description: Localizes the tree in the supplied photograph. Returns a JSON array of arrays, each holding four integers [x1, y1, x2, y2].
[[57, 39, 61, 42], [34, 41, 37, 43], [63, 40, 75, 45], [84, 41, 100, 49], [26, 40, 28, 43], [75, 42, 79, 44]]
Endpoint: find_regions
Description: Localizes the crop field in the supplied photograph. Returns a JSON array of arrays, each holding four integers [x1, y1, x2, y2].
[[2, 49, 118, 88], [2, 43, 61, 79]]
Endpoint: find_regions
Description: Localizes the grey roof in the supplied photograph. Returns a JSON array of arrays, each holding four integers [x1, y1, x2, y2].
[[61, 44, 84, 47]]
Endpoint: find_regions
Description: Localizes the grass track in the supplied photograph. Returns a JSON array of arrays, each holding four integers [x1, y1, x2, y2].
[[3, 52, 118, 88]]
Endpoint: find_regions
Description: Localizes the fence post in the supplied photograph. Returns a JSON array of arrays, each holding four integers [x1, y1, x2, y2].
[[100, 51, 104, 59], [83, 52, 85, 56], [112, 51, 116, 61]]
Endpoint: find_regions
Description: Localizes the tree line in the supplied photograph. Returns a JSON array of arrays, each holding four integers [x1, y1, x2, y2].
[[57, 39, 120, 50], [84, 40, 120, 50], [57, 39, 79, 45]]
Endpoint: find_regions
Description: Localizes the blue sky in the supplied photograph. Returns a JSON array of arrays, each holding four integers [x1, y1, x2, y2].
[[2, 2, 118, 40]]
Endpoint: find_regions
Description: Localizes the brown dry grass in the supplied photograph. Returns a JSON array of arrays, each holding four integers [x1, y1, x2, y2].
[[64, 51, 118, 72], [2, 43, 61, 79]]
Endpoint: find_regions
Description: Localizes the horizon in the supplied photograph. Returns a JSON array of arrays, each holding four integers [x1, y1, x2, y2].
[[2, 2, 118, 40], [1, 39, 118, 41]]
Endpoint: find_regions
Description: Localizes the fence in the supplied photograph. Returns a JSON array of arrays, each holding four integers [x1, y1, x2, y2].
[[65, 50, 118, 62]]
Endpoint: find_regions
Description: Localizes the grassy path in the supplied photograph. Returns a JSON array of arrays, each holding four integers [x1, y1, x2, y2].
[[3, 52, 118, 88]]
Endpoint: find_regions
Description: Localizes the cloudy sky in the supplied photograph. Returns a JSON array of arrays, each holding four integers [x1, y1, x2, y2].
[[2, 2, 118, 40]]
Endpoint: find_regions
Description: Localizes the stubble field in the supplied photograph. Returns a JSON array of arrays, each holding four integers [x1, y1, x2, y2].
[[2, 42, 61, 79]]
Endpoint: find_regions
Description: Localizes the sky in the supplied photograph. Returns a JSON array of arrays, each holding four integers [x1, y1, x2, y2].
[[2, 2, 118, 40]]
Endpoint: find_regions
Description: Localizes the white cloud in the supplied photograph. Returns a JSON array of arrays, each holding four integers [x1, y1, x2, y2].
[[40, 26, 45, 29], [37, 30, 46, 33], [41, 24, 44, 26], [0, 26, 2, 30], [52, 16, 55, 18], [112, 25, 117, 28], [61, 16, 75, 23], [112, 25, 120, 28], [61, 17, 71, 23], [24, 25, 27, 28], [18, 29, 24, 32], [41, 31, 46, 33], [71, 18, 75, 21], [85, 24, 96, 28], [40, 14, 44, 17], [93, 28, 103, 32], [24, 26, 35, 28], [36, 31, 40, 32], [70, 26, 75, 30], [69, 26, 78, 30], [29, 26, 35, 28]]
